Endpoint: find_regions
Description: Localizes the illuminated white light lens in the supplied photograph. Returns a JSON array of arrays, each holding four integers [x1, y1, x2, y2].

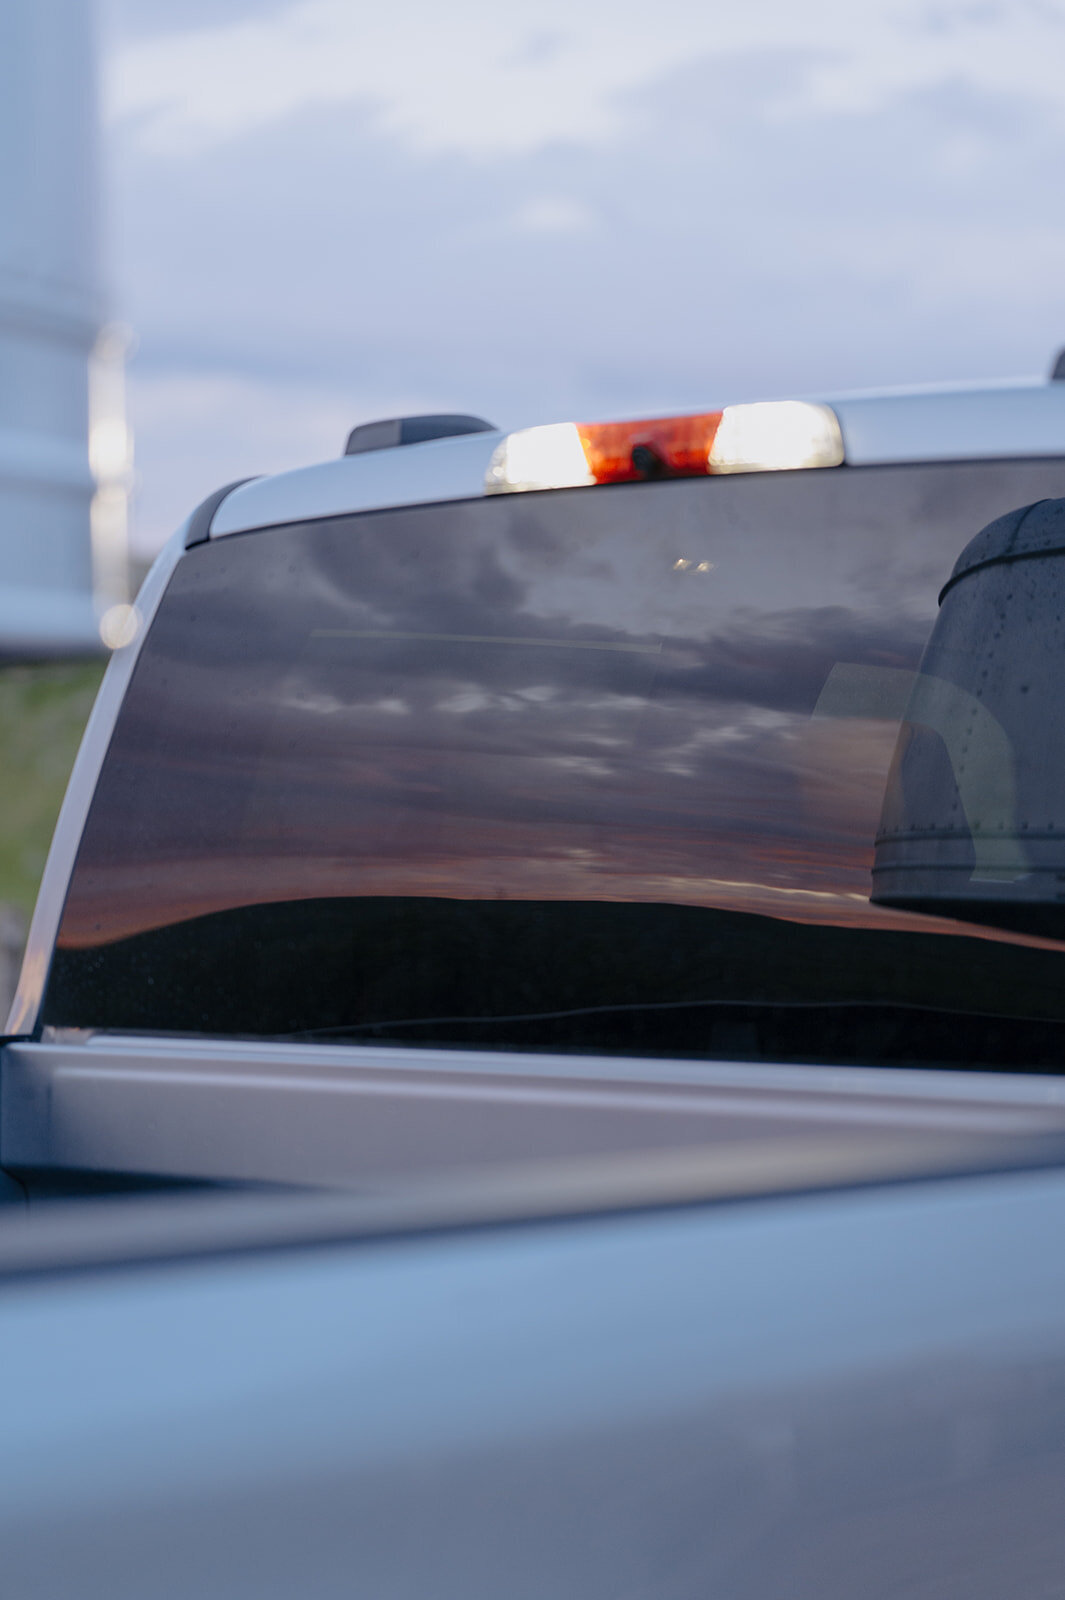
[[708, 401, 844, 474], [99, 603, 141, 650], [485, 423, 594, 493]]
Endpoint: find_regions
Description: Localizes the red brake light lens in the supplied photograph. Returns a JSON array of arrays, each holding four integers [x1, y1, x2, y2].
[[576, 412, 723, 484]]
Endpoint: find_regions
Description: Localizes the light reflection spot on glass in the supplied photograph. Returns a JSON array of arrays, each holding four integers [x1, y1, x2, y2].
[[99, 604, 141, 651]]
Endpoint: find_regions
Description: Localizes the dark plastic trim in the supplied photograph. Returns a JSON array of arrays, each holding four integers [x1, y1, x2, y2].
[[344, 415, 496, 456], [1051, 349, 1065, 381], [184, 479, 259, 548]]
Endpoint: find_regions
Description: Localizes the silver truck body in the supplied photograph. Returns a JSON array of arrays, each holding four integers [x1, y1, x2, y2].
[[2, 1156, 1065, 1598], [3, 376, 1065, 1594]]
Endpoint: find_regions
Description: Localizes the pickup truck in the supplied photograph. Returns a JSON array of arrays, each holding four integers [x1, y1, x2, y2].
[[3, 374, 1065, 1597]]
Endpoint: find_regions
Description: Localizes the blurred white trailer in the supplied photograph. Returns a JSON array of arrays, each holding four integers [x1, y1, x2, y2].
[[0, 0, 124, 657]]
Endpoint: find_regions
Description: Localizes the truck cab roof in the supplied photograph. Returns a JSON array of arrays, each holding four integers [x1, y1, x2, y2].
[[205, 373, 1065, 539]]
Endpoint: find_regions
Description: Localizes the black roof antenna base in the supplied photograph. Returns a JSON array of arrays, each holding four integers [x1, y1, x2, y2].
[[344, 415, 497, 456]]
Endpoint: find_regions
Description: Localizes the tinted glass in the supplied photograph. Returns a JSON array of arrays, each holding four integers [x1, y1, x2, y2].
[[43, 460, 1065, 1067]]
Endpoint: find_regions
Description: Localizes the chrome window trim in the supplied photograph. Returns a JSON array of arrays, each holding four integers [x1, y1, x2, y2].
[[4, 527, 188, 1036], [28, 1031, 1065, 1104], [5, 1034, 1065, 1194]]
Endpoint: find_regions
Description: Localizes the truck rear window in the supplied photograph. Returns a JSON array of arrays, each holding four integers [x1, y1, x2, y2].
[[42, 457, 1065, 1069]]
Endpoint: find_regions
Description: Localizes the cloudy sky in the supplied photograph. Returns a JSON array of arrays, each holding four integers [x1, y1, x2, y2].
[[100, 0, 1065, 554]]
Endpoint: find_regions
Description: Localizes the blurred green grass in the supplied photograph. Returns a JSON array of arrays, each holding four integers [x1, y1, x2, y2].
[[0, 662, 105, 918]]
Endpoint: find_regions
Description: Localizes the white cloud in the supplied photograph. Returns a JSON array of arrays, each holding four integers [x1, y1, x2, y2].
[[510, 197, 597, 235], [104, 2, 1065, 554], [106, 0, 1065, 158]]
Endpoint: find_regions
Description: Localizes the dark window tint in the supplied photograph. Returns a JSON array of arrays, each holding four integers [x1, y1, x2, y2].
[[42, 459, 1065, 1068]]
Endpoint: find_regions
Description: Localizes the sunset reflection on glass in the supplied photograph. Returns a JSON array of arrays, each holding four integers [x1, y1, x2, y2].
[[44, 457, 1065, 1066]]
